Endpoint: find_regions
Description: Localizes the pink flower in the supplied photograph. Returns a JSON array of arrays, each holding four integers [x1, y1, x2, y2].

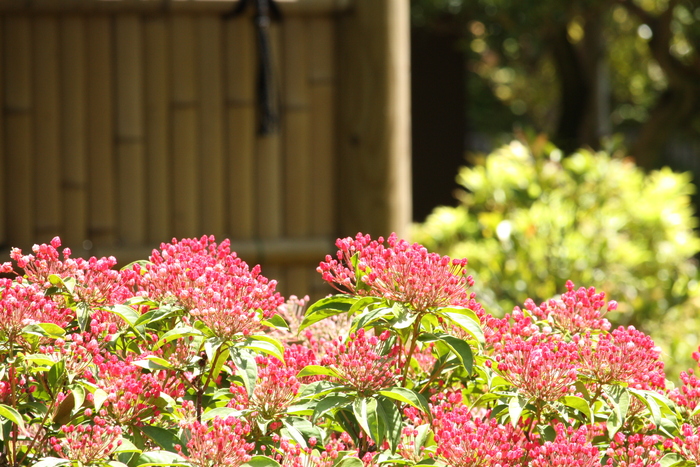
[[431, 395, 526, 467], [605, 432, 663, 467], [320, 329, 400, 395], [318, 233, 481, 312], [668, 424, 700, 463], [529, 424, 600, 467], [135, 236, 284, 340], [178, 416, 253, 467], [527, 281, 616, 334], [50, 418, 122, 464], [495, 333, 578, 402], [575, 327, 665, 389]]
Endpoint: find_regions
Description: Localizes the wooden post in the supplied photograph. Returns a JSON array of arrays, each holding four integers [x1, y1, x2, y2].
[[170, 15, 199, 239], [115, 15, 146, 245], [33, 17, 61, 240], [225, 17, 255, 240], [144, 17, 171, 243], [0, 20, 4, 247], [282, 17, 311, 296], [87, 16, 116, 248], [337, 0, 412, 239], [4, 17, 33, 248], [197, 15, 224, 239]]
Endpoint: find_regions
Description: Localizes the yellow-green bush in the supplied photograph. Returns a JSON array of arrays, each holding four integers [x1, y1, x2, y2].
[[414, 140, 700, 378]]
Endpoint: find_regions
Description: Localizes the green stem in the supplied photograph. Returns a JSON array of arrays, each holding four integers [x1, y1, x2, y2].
[[401, 315, 424, 386]]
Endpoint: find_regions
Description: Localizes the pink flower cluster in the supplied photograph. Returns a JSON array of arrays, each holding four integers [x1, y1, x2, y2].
[[177, 415, 254, 467], [526, 281, 616, 334], [50, 416, 122, 464], [494, 333, 578, 401], [431, 394, 526, 467], [605, 432, 664, 467], [317, 233, 479, 312], [321, 329, 400, 395], [135, 236, 284, 339], [528, 425, 600, 467]]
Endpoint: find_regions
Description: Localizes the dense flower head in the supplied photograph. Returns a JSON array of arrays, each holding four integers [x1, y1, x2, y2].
[[177, 415, 254, 467], [670, 353, 700, 425], [10, 237, 133, 307], [667, 423, 700, 463], [247, 355, 301, 419], [494, 333, 578, 401], [526, 281, 615, 334], [270, 436, 351, 467], [320, 329, 400, 395], [431, 394, 526, 467], [529, 424, 600, 467], [575, 326, 665, 389], [50, 417, 122, 464], [0, 278, 72, 341], [135, 236, 284, 340], [317, 233, 480, 312], [605, 432, 664, 467]]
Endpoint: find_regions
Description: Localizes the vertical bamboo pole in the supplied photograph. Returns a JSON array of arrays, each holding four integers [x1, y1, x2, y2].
[[115, 15, 145, 245], [197, 15, 224, 239], [308, 18, 335, 237], [256, 21, 283, 292], [170, 15, 199, 239], [337, 0, 412, 239], [308, 17, 336, 298], [144, 17, 170, 243], [225, 17, 255, 240], [33, 17, 61, 240], [60, 16, 87, 250], [0, 20, 4, 247], [282, 17, 311, 296], [4, 17, 33, 248], [86, 16, 116, 247]]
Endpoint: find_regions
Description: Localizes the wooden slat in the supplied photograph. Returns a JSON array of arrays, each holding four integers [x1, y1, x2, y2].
[[60, 16, 87, 249], [197, 15, 224, 239], [115, 15, 146, 245], [4, 17, 32, 248], [86, 16, 116, 247], [144, 17, 171, 242], [282, 17, 312, 296], [337, 0, 412, 238], [0, 20, 4, 247], [0, 0, 354, 14], [33, 17, 61, 240], [171, 15, 199, 239], [225, 17, 255, 240], [308, 17, 335, 238], [256, 22, 283, 240]]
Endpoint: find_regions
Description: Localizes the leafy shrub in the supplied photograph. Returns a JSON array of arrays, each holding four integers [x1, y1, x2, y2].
[[1, 233, 699, 467], [413, 140, 700, 375]]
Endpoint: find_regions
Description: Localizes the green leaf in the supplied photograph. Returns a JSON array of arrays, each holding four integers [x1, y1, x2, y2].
[[134, 306, 176, 328], [313, 395, 352, 422], [114, 438, 141, 454], [139, 425, 184, 454], [605, 385, 629, 438], [48, 360, 66, 388], [297, 365, 340, 379], [93, 388, 109, 413], [419, 332, 473, 374], [508, 394, 527, 427], [353, 397, 382, 445], [201, 407, 244, 421], [298, 381, 345, 399], [378, 387, 430, 413], [24, 354, 57, 367], [351, 306, 394, 331], [377, 396, 403, 452], [300, 295, 357, 332], [261, 313, 290, 331], [230, 347, 258, 398], [29, 457, 70, 467], [21, 323, 66, 339], [69, 384, 85, 415], [0, 404, 24, 432], [242, 456, 281, 467], [135, 451, 188, 467], [282, 418, 308, 448], [389, 303, 417, 330], [153, 325, 201, 351], [660, 453, 691, 467], [132, 356, 173, 370], [243, 334, 285, 362], [105, 304, 141, 327], [441, 308, 484, 345], [335, 459, 364, 467], [562, 395, 592, 422]]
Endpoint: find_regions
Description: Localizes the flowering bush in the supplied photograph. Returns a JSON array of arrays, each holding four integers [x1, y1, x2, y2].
[[0, 233, 697, 466]]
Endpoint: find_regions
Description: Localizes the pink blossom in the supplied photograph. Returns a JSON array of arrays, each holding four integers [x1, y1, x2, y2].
[[317, 233, 481, 312], [529, 424, 600, 467], [50, 417, 122, 464], [178, 416, 253, 467], [605, 432, 663, 467]]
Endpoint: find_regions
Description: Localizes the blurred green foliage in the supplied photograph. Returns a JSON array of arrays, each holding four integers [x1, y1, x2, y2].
[[414, 139, 700, 376]]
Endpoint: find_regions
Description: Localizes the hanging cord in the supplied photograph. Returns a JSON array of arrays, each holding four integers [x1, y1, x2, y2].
[[224, 0, 282, 135]]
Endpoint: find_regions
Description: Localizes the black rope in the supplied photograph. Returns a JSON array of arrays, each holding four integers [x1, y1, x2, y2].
[[224, 0, 282, 135]]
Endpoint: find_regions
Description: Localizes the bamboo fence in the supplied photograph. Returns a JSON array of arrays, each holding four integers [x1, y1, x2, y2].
[[0, 0, 411, 298]]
